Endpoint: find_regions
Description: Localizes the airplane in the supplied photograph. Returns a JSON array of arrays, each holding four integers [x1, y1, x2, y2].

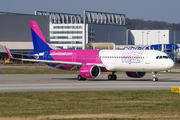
[[4, 20, 175, 82]]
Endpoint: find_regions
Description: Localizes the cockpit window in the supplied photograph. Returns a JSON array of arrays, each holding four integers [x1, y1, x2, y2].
[[163, 56, 168, 59], [156, 55, 169, 59]]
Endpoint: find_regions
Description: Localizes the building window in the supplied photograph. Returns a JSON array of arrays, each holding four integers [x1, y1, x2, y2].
[[50, 31, 82, 34], [50, 36, 82, 39], [53, 26, 82, 29], [48, 41, 82, 44]]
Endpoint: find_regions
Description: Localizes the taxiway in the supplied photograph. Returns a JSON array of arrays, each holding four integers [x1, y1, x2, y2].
[[0, 74, 180, 92]]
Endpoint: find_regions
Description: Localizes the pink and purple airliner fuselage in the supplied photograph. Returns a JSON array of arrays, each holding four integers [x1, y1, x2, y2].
[[5, 20, 175, 81]]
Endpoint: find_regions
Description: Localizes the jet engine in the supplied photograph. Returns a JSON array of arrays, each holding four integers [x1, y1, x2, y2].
[[126, 72, 146, 78], [79, 65, 101, 78]]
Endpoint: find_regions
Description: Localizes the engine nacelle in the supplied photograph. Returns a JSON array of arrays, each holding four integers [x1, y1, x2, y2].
[[79, 65, 101, 78], [126, 71, 146, 78]]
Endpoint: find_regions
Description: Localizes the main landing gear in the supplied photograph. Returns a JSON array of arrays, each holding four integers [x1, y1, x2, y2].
[[108, 72, 117, 80], [152, 72, 158, 82], [77, 75, 86, 81]]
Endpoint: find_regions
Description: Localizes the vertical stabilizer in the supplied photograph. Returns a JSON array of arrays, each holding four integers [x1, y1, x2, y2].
[[30, 20, 52, 51]]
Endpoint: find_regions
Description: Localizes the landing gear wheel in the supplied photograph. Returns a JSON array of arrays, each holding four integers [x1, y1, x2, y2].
[[108, 74, 112, 80], [152, 72, 158, 82], [77, 75, 82, 81], [112, 74, 117, 80], [108, 74, 117, 80], [152, 77, 158, 82], [77, 75, 86, 81]]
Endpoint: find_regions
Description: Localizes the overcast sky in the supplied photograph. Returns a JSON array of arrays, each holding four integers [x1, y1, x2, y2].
[[0, 0, 180, 23]]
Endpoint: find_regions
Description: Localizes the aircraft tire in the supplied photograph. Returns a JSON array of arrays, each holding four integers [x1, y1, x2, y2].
[[108, 74, 117, 80], [112, 74, 117, 80], [152, 77, 158, 82], [108, 74, 112, 80], [77, 75, 86, 81], [77, 75, 83, 81]]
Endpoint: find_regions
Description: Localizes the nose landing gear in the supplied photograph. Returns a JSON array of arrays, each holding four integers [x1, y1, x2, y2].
[[152, 72, 158, 82]]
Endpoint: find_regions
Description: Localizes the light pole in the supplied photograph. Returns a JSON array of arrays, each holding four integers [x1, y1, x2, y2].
[[157, 31, 161, 50], [147, 31, 150, 46], [163, 34, 165, 52], [141, 31, 144, 46], [174, 31, 176, 62]]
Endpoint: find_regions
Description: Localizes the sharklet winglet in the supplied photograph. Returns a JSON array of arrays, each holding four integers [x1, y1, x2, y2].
[[4, 46, 12, 58]]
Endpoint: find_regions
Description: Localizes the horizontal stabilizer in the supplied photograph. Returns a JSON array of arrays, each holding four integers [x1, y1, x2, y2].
[[11, 53, 38, 57]]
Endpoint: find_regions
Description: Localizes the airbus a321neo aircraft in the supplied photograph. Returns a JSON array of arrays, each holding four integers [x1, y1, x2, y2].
[[5, 21, 175, 82]]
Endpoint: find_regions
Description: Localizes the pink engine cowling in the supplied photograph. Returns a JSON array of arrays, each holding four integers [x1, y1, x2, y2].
[[126, 72, 146, 78], [79, 65, 101, 78]]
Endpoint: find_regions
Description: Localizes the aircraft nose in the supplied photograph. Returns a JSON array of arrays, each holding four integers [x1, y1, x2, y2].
[[166, 59, 175, 69]]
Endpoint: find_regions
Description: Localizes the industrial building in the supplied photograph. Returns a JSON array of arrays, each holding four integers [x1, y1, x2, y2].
[[36, 11, 127, 49], [128, 30, 180, 46], [0, 11, 127, 62], [0, 11, 127, 50], [0, 12, 49, 53], [0, 10, 180, 63]]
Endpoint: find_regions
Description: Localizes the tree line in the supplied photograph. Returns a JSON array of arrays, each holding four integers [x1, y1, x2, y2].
[[126, 18, 180, 30]]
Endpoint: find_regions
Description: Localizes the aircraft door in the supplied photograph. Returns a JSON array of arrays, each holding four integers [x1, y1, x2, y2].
[[72, 53, 77, 62], [43, 51, 48, 60], [145, 53, 151, 64]]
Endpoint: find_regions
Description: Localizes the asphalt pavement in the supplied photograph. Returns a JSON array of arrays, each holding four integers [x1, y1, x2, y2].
[[0, 74, 180, 92]]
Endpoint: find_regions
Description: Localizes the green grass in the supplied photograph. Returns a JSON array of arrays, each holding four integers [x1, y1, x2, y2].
[[0, 68, 78, 74], [0, 91, 180, 119]]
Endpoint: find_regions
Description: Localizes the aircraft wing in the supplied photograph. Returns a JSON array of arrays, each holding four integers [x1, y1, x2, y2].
[[13, 58, 104, 66], [4, 46, 104, 67]]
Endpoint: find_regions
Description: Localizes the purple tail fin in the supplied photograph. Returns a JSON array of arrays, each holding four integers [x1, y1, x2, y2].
[[30, 21, 52, 51]]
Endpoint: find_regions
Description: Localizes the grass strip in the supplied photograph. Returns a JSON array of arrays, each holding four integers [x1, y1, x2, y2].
[[0, 90, 180, 119], [0, 68, 78, 74]]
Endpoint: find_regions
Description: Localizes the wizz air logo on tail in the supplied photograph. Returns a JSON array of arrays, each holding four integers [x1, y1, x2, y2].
[[121, 51, 143, 64]]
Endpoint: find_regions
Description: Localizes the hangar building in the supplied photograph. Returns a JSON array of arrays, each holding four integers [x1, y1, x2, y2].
[[0, 11, 127, 51], [0, 11, 127, 61], [0, 12, 49, 61], [128, 30, 180, 46], [1, 10, 180, 62], [36, 11, 127, 49], [0, 12, 49, 53]]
